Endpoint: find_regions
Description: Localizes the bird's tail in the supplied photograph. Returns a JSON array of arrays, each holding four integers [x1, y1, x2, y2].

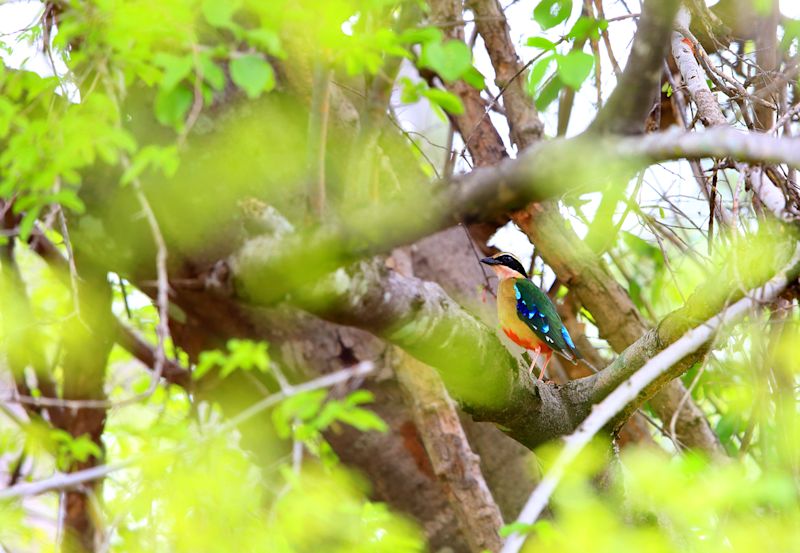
[[555, 348, 600, 373]]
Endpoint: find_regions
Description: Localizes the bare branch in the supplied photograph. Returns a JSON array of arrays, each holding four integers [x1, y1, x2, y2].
[[466, 0, 544, 146], [671, 11, 789, 217], [234, 223, 800, 453], [127, 163, 171, 397]]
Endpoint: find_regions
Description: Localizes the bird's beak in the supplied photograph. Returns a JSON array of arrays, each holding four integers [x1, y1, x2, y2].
[[480, 257, 500, 266]]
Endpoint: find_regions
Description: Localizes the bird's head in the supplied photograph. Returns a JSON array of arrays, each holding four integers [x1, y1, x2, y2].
[[480, 252, 528, 280]]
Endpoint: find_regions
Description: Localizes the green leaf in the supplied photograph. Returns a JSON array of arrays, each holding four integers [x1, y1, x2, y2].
[[343, 390, 375, 407], [621, 231, 660, 261], [567, 16, 603, 40], [399, 27, 442, 44], [68, 434, 103, 463], [499, 521, 535, 537], [525, 36, 556, 50], [199, 54, 226, 91], [245, 29, 285, 58], [310, 390, 387, 434], [535, 76, 561, 110], [154, 53, 194, 91], [526, 55, 555, 96], [194, 349, 227, 380], [273, 390, 327, 439], [17, 207, 40, 241], [556, 50, 593, 89], [229, 55, 275, 99], [462, 65, 486, 89], [533, 0, 572, 30], [0, 97, 16, 139], [419, 39, 472, 82], [121, 145, 180, 185], [50, 189, 85, 214], [335, 408, 388, 433], [422, 88, 464, 115], [780, 19, 800, 51], [224, 339, 269, 376], [193, 340, 269, 380], [202, 0, 242, 29], [154, 84, 193, 129], [399, 77, 425, 104]]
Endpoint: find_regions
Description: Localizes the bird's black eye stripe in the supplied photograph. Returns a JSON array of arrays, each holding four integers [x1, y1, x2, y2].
[[498, 255, 527, 277]]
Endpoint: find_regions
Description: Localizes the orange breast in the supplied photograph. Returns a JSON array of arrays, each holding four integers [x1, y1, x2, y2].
[[503, 326, 551, 353]]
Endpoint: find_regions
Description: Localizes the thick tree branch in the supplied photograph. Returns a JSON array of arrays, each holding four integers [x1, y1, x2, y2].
[[230, 224, 799, 452], [590, 0, 681, 134], [516, 205, 717, 455], [232, 127, 800, 307], [428, 0, 507, 167], [391, 248, 504, 551], [395, 350, 504, 552], [56, 256, 114, 551]]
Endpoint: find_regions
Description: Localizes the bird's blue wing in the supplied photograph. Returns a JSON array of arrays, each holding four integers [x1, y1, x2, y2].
[[513, 279, 582, 360]]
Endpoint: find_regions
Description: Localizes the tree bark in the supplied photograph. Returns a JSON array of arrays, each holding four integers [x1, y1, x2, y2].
[[392, 246, 505, 551]]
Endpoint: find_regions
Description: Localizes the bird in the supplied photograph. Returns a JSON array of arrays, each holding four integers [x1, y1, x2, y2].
[[480, 252, 582, 380]]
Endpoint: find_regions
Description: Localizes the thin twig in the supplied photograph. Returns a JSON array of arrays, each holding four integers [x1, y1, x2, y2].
[[121, 154, 170, 399], [668, 360, 707, 449], [308, 63, 332, 218], [117, 274, 134, 320], [55, 198, 82, 319], [177, 45, 204, 148]]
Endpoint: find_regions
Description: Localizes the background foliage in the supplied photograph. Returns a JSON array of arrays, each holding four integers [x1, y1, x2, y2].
[[0, 0, 799, 552]]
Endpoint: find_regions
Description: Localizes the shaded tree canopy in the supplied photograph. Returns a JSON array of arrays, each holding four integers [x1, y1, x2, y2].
[[0, 0, 799, 552]]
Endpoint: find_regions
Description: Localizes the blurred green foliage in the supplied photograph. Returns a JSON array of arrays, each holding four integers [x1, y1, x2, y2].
[[0, 0, 799, 552], [513, 444, 800, 553]]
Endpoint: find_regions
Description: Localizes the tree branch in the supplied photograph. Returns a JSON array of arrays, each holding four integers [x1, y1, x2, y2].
[[232, 127, 800, 304], [0, 363, 375, 501], [395, 350, 504, 552], [516, 203, 723, 454], [231, 223, 799, 452], [27, 228, 191, 387], [671, 9, 788, 218], [391, 247, 504, 551], [590, 0, 681, 134]]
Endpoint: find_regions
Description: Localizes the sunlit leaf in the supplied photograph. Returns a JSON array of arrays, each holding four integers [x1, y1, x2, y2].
[[526, 36, 556, 50], [556, 50, 593, 89], [155, 84, 193, 129], [422, 88, 464, 115], [230, 55, 275, 98], [202, 0, 243, 29], [419, 39, 472, 83], [533, 0, 573, 30]]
